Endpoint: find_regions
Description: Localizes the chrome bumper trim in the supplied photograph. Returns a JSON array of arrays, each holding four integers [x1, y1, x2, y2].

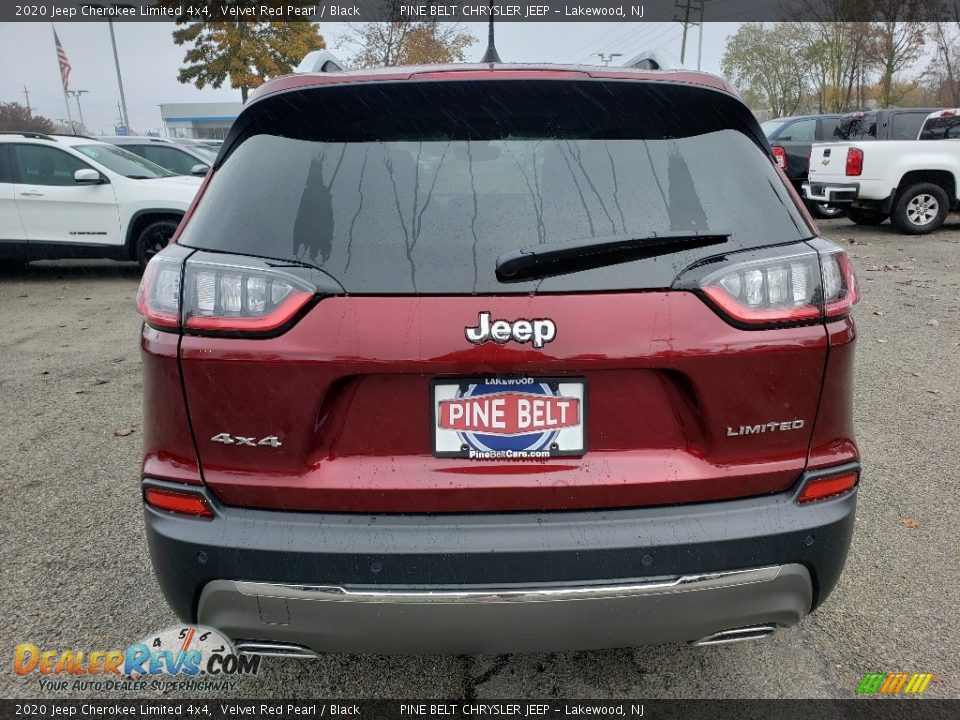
[[234, 565, 781, 604]]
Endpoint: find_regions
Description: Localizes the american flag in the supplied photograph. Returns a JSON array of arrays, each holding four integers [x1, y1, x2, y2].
[[54, 27, 71, 93]]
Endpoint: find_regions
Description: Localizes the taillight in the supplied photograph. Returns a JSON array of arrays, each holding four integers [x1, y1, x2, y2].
[[677, 240, 859, 328], [136, 255, 182, 329], [143, 486, 214, 518], [136, 248, 321, 337], [181, 257, 315, 334], [797, 469, 859, 503], [699, 252, 822, 325], [772, 145, 787, 170], [845, 147, 863, 176], [820, 247, 858, 317]]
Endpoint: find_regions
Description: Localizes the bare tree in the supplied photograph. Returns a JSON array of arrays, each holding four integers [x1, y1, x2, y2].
[[865, 0, 926, 107]]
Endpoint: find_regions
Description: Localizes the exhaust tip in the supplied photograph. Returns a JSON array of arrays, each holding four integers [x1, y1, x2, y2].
[[691, 624, 777, 647], [234, 641, 318, 658]]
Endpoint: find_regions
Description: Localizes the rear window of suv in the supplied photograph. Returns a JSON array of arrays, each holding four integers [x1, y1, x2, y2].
[[179, 79, 810, 294], [834, 113, 877, 140]]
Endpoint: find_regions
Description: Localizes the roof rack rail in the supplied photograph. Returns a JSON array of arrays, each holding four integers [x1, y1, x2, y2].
[[295, 51, 345, 74], [0, 131, 56, 141]]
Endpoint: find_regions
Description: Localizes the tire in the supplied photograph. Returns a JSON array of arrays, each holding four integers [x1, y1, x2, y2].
[[808, 201, 846, 220], [891, 183, 949, 235], [846, 207, 888, 226], [135, 219, 180, 270]]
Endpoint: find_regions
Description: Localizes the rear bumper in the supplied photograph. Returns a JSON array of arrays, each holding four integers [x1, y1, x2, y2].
[[803, 181, 859, 204], [143, 469, 857, 654]]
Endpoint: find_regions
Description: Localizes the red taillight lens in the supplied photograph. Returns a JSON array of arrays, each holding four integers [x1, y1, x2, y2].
[[136, 249, 318, 336], [772, 145, 787, 170], [941, 109, 957, 117], [144, 487, 214, 518], [690, 241, 858, 327], [182, 260, 314, 334], [845, 147, 863, 176], [821, 248, 859, 317], [797, 470, 859, 503], [136, 256, 182, 330], [698, 250, 823, 326]]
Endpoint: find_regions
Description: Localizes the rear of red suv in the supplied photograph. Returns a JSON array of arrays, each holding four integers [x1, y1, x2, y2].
[[137, 66, 859, 654]]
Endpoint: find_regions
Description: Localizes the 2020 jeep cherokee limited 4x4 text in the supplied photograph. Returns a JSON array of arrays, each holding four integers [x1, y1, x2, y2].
[[137, 64, 860, 654]]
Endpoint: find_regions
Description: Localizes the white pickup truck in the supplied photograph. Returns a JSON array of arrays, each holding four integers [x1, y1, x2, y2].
[[803, 109, 960, 234]]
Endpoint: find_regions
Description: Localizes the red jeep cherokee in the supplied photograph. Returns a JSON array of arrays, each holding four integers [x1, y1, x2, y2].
[[137, 64, 859, 655]]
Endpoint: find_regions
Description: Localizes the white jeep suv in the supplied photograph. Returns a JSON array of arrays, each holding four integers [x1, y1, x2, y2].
[[0, 132, 202, 268]]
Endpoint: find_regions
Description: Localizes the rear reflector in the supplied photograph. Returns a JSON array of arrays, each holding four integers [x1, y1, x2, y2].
[[144, 487, 214, 518], [797, 471, 858, 503]]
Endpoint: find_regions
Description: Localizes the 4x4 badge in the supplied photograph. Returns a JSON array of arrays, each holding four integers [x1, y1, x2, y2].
[[210, 433, 282, 448], [465, 312, 556, 349]]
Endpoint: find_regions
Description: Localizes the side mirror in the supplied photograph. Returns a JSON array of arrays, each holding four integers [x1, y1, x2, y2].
[[190, 163, 209, 177], [74, 168, 104, 184]]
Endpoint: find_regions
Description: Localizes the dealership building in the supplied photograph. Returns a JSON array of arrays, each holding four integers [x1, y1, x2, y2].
[[159, 102, 243, 139]]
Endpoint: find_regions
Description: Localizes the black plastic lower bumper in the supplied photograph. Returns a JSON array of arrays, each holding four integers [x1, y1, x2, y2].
[[144, 467, 857, 640]]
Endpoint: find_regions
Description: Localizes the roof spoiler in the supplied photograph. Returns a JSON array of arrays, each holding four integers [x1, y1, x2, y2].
[[622, 50, 678, 70], [295, 51, 345, 74]]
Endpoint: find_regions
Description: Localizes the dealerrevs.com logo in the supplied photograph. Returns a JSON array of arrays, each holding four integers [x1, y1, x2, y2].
[[14, 626, 259, 693]]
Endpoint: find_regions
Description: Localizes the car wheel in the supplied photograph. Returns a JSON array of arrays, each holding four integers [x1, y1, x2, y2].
[[846, 207, 888, 226], [891, 183, 949, 235], [808, 201, 845, 220], [136, 220, 180, 270]]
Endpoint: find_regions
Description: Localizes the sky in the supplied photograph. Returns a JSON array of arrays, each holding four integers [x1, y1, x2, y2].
[[0, 20, 741, 135]]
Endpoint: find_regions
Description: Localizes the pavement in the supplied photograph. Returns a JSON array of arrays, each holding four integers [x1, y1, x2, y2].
[[1, 218, 958, 699]]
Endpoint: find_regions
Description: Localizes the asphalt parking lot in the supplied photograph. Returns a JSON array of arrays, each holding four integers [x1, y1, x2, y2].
[[1, 218, 958, 700]]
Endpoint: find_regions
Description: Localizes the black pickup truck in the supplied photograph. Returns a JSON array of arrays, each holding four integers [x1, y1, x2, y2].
[[833, 108, 942, 142], [762, 114, 844, 218]]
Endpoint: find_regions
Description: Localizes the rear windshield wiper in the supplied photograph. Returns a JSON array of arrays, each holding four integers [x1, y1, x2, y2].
[[495, 231, 730, 283]]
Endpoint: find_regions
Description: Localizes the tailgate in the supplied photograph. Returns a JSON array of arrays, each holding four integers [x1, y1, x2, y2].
[[179, 293, 828, 513], [807, 143, 854, 182]]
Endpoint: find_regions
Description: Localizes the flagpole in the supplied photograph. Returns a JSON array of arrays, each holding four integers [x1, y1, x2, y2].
[[51, 23, 75, 132]]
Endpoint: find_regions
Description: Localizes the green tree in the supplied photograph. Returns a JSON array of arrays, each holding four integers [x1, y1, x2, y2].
[[0, 102, 56, 133], [165, 2, 325, 102], [721, 23, 809, 118]]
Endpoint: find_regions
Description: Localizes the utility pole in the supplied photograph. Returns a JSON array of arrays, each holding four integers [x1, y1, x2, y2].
[[591, 53, 623, 67], [85, 4, 132, 130], [696, 0, 705, 71], [674, 0, 706, 68], [69, 90, 89, 131], [23, 86, 31, 115]]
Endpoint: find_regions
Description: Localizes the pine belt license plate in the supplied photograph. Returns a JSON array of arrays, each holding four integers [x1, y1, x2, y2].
[[431, 377, 587, 459]]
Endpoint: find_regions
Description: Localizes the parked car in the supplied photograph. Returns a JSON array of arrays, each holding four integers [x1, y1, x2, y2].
[[832, 108, 942, 142], [137, 63, 859, 655], [98, 136, 214, 176], [804, 109, 960, 234], [172, 137, 223, 152], [0, 132, 202, 267], [762, 113, 844, 218]]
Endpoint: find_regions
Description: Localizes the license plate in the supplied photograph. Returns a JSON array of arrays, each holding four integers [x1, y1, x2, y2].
[[431, 377, 587, 459]]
